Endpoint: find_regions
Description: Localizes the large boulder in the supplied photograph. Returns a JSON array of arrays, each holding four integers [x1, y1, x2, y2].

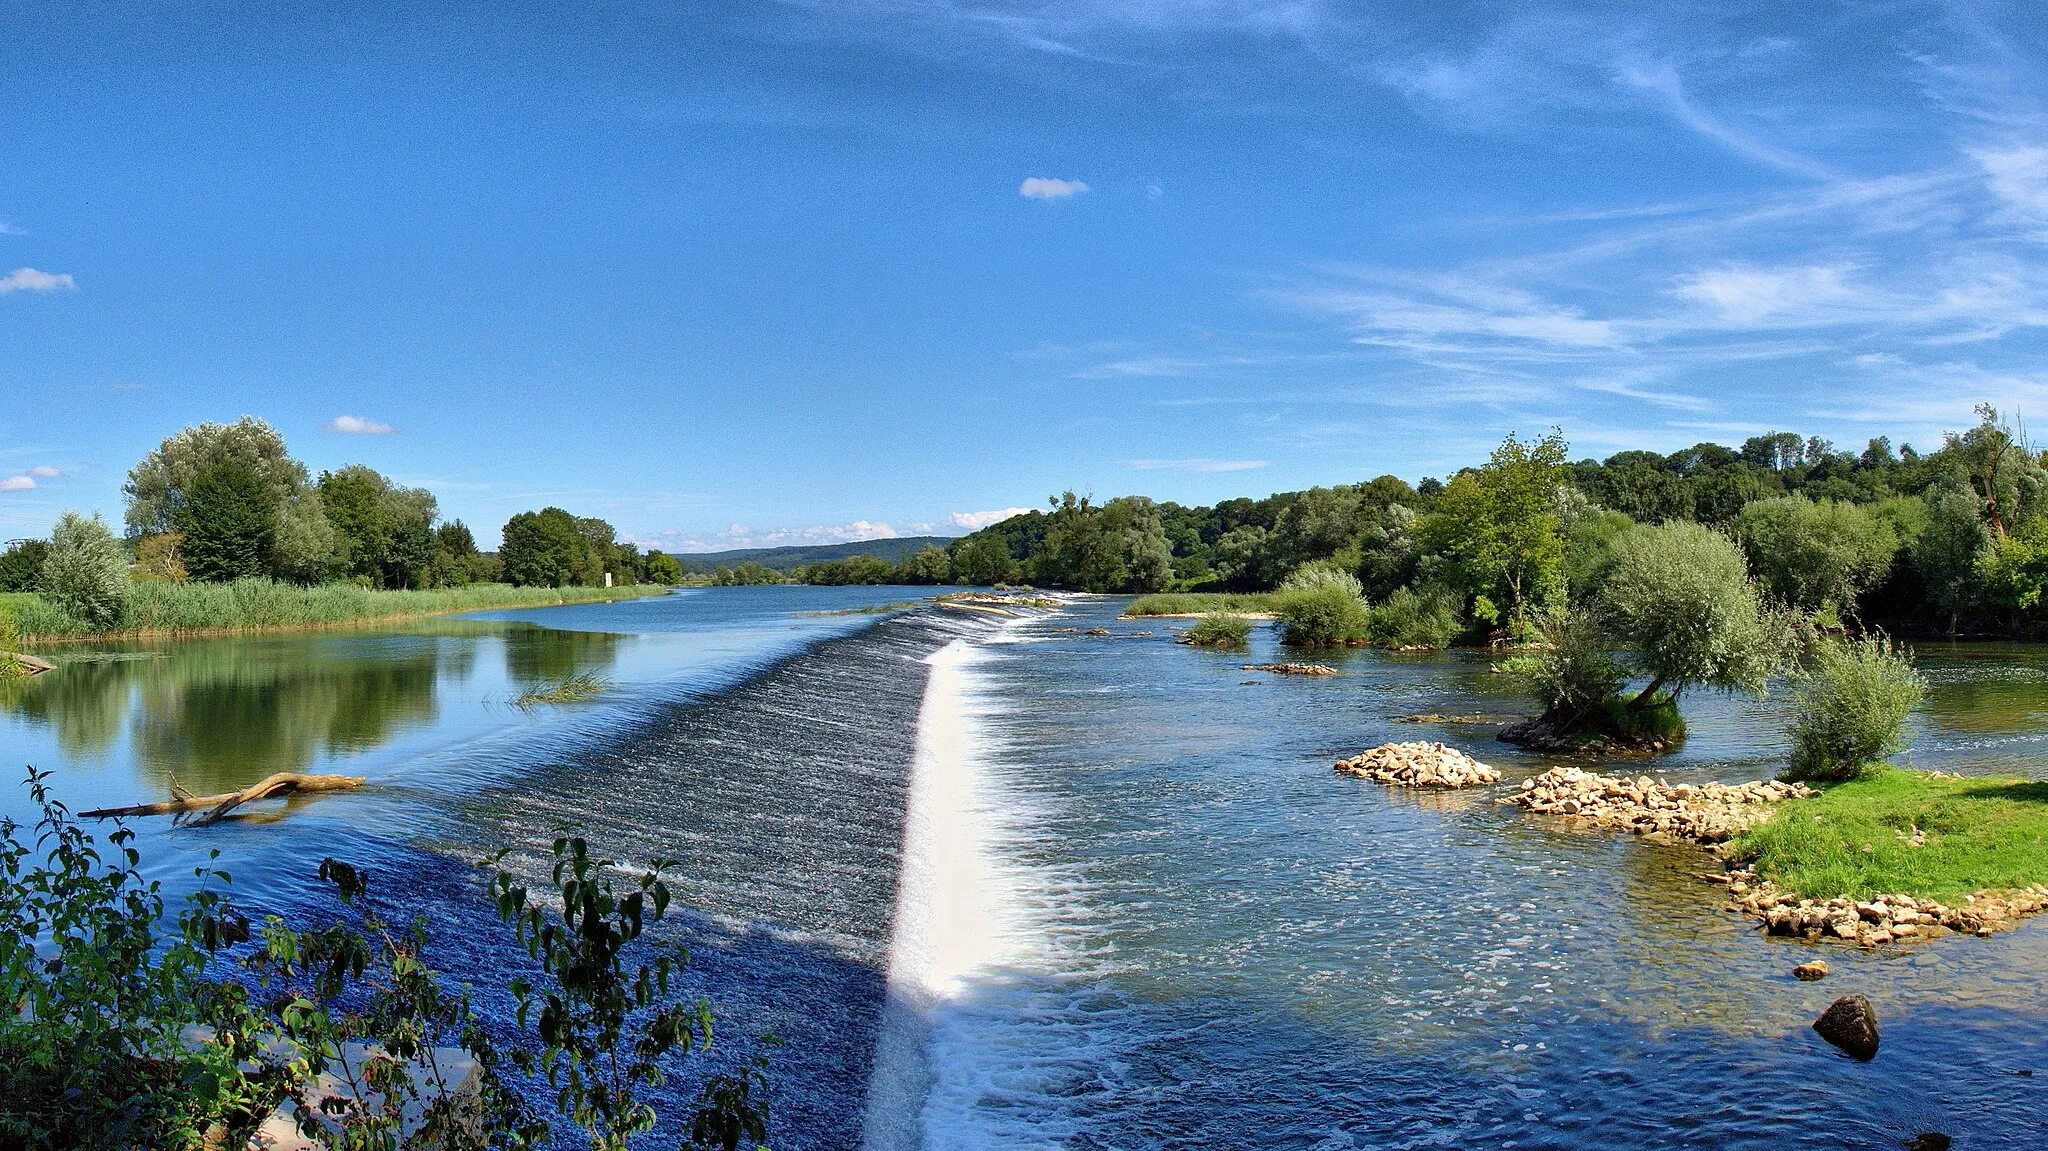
[[1812, 995, 1880, 1060]]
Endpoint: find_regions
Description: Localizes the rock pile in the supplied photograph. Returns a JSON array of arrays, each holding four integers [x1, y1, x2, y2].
[[1509, 766, 1811, 843], [1335, 742, 1501, 788], [1244, 663, 1337, 676], [1722, 870, 2048, 945]]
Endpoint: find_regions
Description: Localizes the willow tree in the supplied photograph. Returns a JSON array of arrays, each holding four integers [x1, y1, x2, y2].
[[1601, 521, 1796, 709]]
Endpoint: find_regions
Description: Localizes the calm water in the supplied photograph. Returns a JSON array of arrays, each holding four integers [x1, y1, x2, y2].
[[4, 591, 2048, 1148]]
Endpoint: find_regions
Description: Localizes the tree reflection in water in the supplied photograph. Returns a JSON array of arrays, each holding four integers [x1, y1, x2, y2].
[[0, 623, 621, 794]]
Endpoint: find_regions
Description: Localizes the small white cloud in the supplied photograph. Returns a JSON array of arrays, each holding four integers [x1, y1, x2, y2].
[[1020, 177, 1089, 201], [728, 523, 750, 536], [0, 267, 75, 294], [0, 476, 34, 492], [1126, 458, 1270, 473], [951, 506, 1034, 530], [1146, 181, 1164, 199], [325, 415, 397, 435], [25, 465, 59, 478]]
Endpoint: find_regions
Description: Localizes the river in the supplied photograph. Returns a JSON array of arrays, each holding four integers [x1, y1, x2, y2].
[[4, 588, 2046, 1148]]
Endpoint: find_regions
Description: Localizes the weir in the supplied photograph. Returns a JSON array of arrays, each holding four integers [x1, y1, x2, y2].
[[432, 606, 1011, 1149]]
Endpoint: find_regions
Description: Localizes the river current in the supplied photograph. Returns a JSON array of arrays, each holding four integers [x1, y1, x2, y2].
[[4, 588, 2047, 1148]]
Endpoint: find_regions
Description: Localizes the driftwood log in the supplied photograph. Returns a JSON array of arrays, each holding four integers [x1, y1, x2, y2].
[[4, 653, 53, 675], [82, 771, 365, 826]]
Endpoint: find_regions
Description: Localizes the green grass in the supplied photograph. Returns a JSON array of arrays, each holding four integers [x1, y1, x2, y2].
[[1732, 766, 2048, 902], [14, 580, 667, 641], [511, 671, 614, 708], [1123, 592, 1277, 617]]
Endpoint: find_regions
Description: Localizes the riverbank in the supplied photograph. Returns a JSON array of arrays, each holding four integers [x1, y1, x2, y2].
[[1121, 591, 1277, 618], [10, 581, 669, 643]]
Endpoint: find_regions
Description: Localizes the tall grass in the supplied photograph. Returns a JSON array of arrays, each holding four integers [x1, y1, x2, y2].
[[1123, 592, 1277, 616], [14, 580, 665, 640]]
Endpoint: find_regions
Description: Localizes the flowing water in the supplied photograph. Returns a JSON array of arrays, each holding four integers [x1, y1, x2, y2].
[[5, 590, 2048, 1148]]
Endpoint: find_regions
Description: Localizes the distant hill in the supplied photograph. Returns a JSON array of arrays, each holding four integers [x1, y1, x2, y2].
[[674, 535, 957, 573]]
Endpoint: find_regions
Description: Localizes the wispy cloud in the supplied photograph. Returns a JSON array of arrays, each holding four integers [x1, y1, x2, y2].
[[325, 415, 398, 435], [950, 506, 1033, 529], [1019, 177, 1088, 201], [25, 466, 59, 478], [0, 268, 75, 294], [1126, 458, 1270, 473], [0, 222, 24, 237]]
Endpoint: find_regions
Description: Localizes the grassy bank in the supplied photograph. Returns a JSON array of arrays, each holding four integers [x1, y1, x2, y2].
[[1733, 767, 2048, 902], [11, 580, 668, 642], [1123, 592, 1278, 617]]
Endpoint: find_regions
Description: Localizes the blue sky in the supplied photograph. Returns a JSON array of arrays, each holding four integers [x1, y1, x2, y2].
[[3, 1, 2046, 549]]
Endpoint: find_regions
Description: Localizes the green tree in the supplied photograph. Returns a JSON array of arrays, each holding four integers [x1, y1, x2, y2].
[[1732, 495, 1899, 621], [0, 540, 49, 593], [124, 417, 336, 582], [1913, 485, 1990, 633], [642, 550, 684, 586], [319, 465, 440, 589], [1943, 403, 2044, 537], [1784, 634, 1925, 783], [41, 512, 131, 629], [1600, 521, 1795, 709], [501, 507, 585, 587], [952, 534, 1020, 586], [1418, 430, 1569, 625], [173, 459, 279, 582], [900, 545, 952, 584]]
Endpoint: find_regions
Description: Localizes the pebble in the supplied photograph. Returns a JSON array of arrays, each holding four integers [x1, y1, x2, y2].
[[1507, 766, 1809, 843], [1335, 742, 1501, 788]]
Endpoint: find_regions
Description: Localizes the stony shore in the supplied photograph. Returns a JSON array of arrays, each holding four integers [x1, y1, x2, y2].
[[1335, 742, 1500, 787], [1508, 765, 1809, 843], [1716, 869, 2048, 946], [1245, 662, 1337, 676]]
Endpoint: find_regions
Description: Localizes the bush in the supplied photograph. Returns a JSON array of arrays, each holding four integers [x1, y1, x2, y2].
[[1784, 634, 1925, 783], [1732, 495, 1898, 619], [1279, 561, 1365, 598], [1275, 583, 1369, 648], [40, 511, 131, 630], [1182, 612, 1253, 647], [1513, 608, 1624, 722], [1366, 586, 1464, 649]]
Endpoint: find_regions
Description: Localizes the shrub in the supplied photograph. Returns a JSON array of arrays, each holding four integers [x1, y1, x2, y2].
[[1514, 608, 1624, 723], [1274, 583, 1369, 648], [1784, 634, 1925, 783], [40, 511, 132, 630], [1279, 561, 1365, 598], [1182, 612, 1253, 647], [1732, 495, 1899, 619], [1366, 586, 1464, 649]]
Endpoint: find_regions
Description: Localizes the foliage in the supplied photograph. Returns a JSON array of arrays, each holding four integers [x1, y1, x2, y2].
[[950, 533, 1021, 587], [133, 531, 189, 583], [1278, 560, 1364, 599], [1782, 633, 1926, 783], [642, 551, 684, 587], [1599, 521, 1796, 705], [10, 579, 661, 638], [321, 466, 440, 590], [1976, 514, 2048, 622], [1942, 403, 2044, 537], [40, 511, 132, 630], [176, 457, 281, 582], [1181, 612, 1253, 647], [709, 561, 784, 587], [1732, 767, 2048, 902], [1028, 493, 1174, 593], [1732, 495, 1898, 619], [0, 769, 266, 1150], [501, 508, 587, 588], [899, 545, 953, 585], [1912, 484, 1991, 632], [797, 555, 899, 585], [0, 539, 49, 593], [1364, 586, 1464, 649], [0, 772, 773, 1150], [1510, 607, 1624, 723], [1273, 581, 1368, 648], [486, 835, 767, 1151], [1417, 430, 1569, 624], [123, 416, 311, 537]]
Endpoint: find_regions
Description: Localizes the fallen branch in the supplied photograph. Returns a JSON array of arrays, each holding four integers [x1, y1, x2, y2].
[[82, 771, 365, 825]]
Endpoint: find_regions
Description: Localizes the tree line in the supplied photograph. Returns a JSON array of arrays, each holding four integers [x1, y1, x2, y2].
[[0, 418, 688, 627], [946, 405, 2048, 638]]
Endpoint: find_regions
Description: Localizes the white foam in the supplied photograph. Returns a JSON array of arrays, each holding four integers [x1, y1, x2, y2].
[[862, 639, 1022, 1150]]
